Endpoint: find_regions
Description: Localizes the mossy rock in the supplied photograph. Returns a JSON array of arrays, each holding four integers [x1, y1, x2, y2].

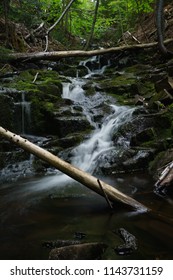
[[3, 69, 65, 135], [137, 81, 156, 98], [98, 74, 139, 98], [130, 127, 157, 146], [0, 94, 14, 129], [149, 149, 173, 177], [149, 90, 173, 107]]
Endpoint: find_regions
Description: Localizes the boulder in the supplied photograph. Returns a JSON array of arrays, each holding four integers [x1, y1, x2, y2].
[[49, 242, 107, 260], [0, 93, 14, 129], [130, 127, 156, 146], [114, 228, 138, 256]]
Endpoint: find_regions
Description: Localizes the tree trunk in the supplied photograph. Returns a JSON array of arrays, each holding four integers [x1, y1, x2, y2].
[[0, 126, 148, 212], [2, 0, 10, 45], [3, 39, 173, 63], [85, 0, 100, 50], [156, 0, 173, 55], [45, 0, 76, 51]]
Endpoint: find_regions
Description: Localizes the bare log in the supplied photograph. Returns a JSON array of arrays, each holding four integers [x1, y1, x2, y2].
[[155, 161, 173, 189], [0, 126, 148, 212], [4, 39, 173, 63]]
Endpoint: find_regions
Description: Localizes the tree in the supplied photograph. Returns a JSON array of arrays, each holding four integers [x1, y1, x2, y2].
[[44, 0, 76, 51], [84, 0, 100, 50], [1, 0, 11, 45], [156, 0, 173, 55]]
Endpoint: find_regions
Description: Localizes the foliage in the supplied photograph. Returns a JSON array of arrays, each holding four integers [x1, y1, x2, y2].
[[0, 0, 155, 47]]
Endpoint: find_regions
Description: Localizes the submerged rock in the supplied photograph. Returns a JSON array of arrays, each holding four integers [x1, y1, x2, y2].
[[49, 242, 107, 260], [114, 228, 138, 256], [42, 239, 81, 249]]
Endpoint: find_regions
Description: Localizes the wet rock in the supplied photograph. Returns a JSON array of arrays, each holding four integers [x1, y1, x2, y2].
[[149, 90, 173, 107], [130, 127, 156, 146], [77, 65, 89, 77], [95, 148, 136, 174], [149, 149, 173, 181], [51, 116, 92, 138], [49, 242, 107, 260], [155, 77, 173, 93], [0, 93, 14, 129], [42, 239, 81, 249], [122, 149, 155, 170], [114, 228, 138, 256], [74, 232, 86, 240], [96, 147, 154, 174]]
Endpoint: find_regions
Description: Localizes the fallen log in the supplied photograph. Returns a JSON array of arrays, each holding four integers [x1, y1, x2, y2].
[[155, 161, 173, 191], [0, 126, 148, 212], [4, 39, 173, 62]]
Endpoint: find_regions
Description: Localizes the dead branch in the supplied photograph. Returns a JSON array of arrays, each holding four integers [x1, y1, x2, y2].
[[4, 39, 173, 63]]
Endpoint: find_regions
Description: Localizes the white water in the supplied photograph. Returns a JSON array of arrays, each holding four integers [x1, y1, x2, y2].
[[79, 55, 110, 78], [72, 104, 134, 173], [21, 92, 31, 134], [0, 57, 135, 198], [21, 57, 135, 194]]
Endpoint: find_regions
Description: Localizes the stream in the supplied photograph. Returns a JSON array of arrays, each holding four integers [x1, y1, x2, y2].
[[0, 56, 173, 260]]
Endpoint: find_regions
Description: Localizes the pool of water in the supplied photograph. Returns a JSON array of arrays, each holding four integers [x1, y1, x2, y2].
[[0, 171, 173, 260]]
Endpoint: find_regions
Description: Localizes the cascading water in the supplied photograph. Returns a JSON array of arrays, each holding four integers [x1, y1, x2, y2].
[[79, 55, 110, 78], [24, 57, 135, 193], [14, 91, 31, 134], [21, 92, 31, 134], [71, 105, 134, 173], [1, 56, 173, 261]]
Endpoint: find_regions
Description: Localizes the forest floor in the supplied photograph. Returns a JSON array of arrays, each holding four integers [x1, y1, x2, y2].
[[132, 3, 173, 44]]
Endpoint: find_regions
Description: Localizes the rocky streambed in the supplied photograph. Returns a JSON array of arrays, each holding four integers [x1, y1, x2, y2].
[[1, 53, 173, 183], [0, 52, 173, 259]]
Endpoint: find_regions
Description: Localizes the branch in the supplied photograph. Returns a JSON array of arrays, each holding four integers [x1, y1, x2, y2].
[[0, 126, 148, 212], [4, 39, 173, 63]]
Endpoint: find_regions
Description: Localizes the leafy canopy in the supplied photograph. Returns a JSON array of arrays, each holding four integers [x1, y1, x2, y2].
[[0, 0, 155, 45]]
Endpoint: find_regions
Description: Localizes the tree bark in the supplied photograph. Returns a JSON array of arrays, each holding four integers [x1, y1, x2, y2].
[[0, 126, 148, 212], [85, 0, 100, 50], [155, 161, 173, 189], [4, 39, 173, 62], [45, 0, 76, 51]]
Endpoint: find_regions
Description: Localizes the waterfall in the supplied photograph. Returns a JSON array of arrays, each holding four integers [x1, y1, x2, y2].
[[21, 92, 31, 134], [62, 78, 85, 102], [71, 105, 134, 173], [79, 55, 110, 78], [25, 56, 135, 193], [14, 92, 31, 134]]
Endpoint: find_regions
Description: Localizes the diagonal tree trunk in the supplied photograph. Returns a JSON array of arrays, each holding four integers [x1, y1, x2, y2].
[[45, 0, 76, 51], [0, 126, 148, 212]]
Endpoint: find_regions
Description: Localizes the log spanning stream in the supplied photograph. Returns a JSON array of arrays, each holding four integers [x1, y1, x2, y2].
[[0, 56, 173, 260]]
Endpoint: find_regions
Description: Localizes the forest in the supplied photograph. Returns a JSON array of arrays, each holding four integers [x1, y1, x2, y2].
[[0, 0, 173, 261], [0, 0, 156, 51]]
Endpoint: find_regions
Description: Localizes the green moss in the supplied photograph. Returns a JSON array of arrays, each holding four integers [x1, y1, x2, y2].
[[0, 47, 13, 61], [43, 102, 55, 112], [149, 150, 167, 174], [138, 81, 156, 97]]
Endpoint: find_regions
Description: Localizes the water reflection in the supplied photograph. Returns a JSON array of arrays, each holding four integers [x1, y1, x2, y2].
[[0, 171, 173, 260]]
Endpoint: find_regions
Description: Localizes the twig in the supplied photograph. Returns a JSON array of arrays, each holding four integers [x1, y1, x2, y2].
[[97, 179, 113, 210], [32, 72, 39, 83]]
